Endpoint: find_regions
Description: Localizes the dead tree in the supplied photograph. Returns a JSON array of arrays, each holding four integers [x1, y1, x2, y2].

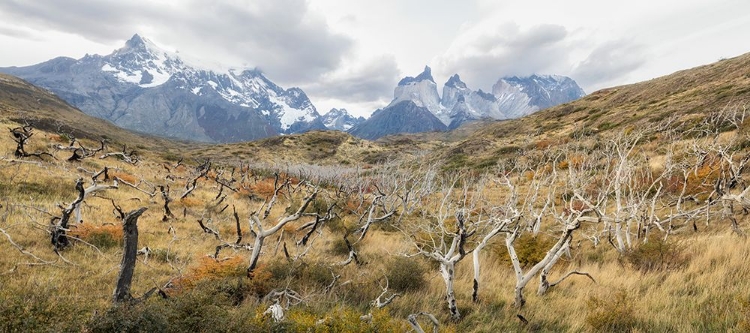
[[181, 160, 211, 199], [213, 206, 252, 258], [404, 173, 497, 321], [407, 312, 440, 333], [100, 144, 139, 164], [471, 175, 521, 303], [247, 178, 319, 275], [10, 125, 54, 160], [54, 137, 105, 162], [113, 206, 149, 303], [495, 149, 600, 308], [51, 178, 119, 250], [159, 185, 174, 221]]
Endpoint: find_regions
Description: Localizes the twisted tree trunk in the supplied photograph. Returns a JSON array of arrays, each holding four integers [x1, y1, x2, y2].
[[113, 207, 148, 303]]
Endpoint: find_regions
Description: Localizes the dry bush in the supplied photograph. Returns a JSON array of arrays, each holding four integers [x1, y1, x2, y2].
[[69, 223, 123, 249], [250, 178, 278, 197], [622, 237, 689, 273], [585, 290, 639, 332], [178, 196, 202, 208], [665, 154, 721, 198]]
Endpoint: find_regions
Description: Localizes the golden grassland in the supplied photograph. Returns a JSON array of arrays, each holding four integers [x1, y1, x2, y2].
[[1, 117, 750, 332], [1, 53, 750, 332]]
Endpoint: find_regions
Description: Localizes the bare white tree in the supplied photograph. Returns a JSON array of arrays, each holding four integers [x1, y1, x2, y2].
[[246, 176, 319, 274]]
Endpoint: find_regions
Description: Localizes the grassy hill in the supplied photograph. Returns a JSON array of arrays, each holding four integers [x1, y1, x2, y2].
[[0, 53, 749, 332], [421, 52, 750, 171]]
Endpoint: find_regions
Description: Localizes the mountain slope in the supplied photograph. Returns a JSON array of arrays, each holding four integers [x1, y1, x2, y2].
[[0, 34, 326, 143], [349, 101, 447, 140], [0, 73, 184, 153]]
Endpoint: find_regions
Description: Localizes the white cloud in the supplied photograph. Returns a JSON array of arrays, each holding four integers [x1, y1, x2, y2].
[[434, 23, 571, 90], [0, 0, 749, 115]]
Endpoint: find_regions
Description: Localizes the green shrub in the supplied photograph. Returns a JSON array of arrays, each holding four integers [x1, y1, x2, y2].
[[328, 237, 355, 256], [385, 256, 426, 293], [88, 302, 168, 333], [623, 238, 688, 273], [1, 283, 88, 332], [266, 260, 334, 291], [493, 233, 557, 267]]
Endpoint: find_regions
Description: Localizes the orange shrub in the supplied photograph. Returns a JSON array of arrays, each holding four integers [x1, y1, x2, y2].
[[171, 256, 247, 292], [50, 134, 69, 143], [666, 155, 721, 198], [535, 139, 553, 149], [69, 223, 123, 249], [110, 171, 138, 184], [250, 178, 278, 197], [179, 197, 202, 208]]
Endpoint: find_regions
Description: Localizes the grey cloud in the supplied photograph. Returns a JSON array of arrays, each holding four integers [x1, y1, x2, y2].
[[438, 24, 570, 90], [0, 1, 147, 42], [0, 0, 353, 86], [571, 41, 647, 91], [303, 55, 400, 103], [0, 25, 43, 40]]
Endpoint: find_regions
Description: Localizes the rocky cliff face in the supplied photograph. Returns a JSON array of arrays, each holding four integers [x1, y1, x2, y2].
[[492, 74, 586, 118], [350, 67, 586, 139], [0, 34, 326, 143]]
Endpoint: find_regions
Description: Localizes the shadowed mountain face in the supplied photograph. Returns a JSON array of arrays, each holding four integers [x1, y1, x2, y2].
[[0, 34, 326, 143], [348, 101, 447, 140]]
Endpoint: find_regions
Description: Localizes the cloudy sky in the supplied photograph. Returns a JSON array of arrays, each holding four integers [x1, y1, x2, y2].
[[1, 0, 749, 117]]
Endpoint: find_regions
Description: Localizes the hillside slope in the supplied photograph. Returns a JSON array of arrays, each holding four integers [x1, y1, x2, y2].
[[426, 52, 750, 170]]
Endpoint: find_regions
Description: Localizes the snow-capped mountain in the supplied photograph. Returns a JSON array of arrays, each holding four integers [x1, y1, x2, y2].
[[350, 66, 586, 139], [321, 108, 365, 132], [0, 34, 325, 142], [493, 75, 586, 118]]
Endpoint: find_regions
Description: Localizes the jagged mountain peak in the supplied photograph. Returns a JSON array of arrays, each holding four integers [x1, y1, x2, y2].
[[398, 65, 435, 85], [124, 33, 147, 49], [445, 74, 467, 89], [114, 34, 166, 58]]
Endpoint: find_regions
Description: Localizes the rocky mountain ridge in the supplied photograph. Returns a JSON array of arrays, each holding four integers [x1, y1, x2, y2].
[[350, 66, 586, 139], [0, 34, 326, 142]]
